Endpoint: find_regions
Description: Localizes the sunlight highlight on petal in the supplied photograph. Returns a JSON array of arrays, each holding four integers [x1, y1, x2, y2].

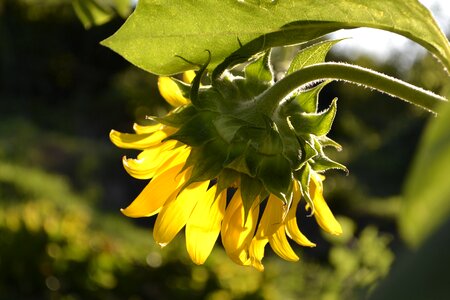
[[285, 182, 316, 247], [158, 76, 190, 107], [110, 127, 176, 150], [154, 181, 210, 246], [120, 164, 187, 217], [221, 190, 259, 265], [310, 172, 342, 235], [186, 186, 226, 265]]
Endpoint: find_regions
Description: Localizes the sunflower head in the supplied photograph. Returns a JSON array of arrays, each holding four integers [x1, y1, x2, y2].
[[157, 51, 346, 216], [110, 49, 346, 270]]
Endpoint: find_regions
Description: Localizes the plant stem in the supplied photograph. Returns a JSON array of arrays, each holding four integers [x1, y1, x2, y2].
[[255, 62, 447, 114]]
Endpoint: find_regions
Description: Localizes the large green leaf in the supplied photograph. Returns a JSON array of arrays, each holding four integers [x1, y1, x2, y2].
[[102, 0, 450, 75], [399, 101, 450, 247]]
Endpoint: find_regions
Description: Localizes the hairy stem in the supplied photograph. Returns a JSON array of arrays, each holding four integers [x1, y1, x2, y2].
[[256, 62, 447, 114]]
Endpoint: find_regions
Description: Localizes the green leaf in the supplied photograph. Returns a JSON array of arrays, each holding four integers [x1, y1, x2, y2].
[[289, 98, 337, 136], [287, 39, 343, 74], [102, 0, 450, 75], [400, 102, 450, 247]]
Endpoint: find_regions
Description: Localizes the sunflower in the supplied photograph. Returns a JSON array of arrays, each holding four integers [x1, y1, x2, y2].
[[110, 53, 344, 270]]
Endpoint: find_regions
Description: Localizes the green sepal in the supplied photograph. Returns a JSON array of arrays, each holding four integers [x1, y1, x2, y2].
[[297, 163, 314, 214], [311, 155, 348, 173], [213, 115, 249, 143], [243, 50, 274, 95], [240, 173, 264, 221], [287, 39, 344, 74], [181, 138, 227, 188], [196, 87, 221, 112], [223, 141, 253, 176], [258, 117, 283, 156], [297, 135, 318, 170], [279, 126, 302, 168], [289, 98, 337, 136], [153, 105, 197, 127], [294, 80, 331, 113], [258, 154, 293, 204], [317, 135, 342, 151], [311, 137, 348, 173], [190, 51, 210, 108], [216, 168, 240, 197], [167, 111, 218, 147]]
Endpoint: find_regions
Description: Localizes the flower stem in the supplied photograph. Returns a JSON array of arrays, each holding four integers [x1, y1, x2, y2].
[[255, 62, 447, 114]]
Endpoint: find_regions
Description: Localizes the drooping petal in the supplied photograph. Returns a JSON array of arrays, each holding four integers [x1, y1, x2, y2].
[[120, 164, 188, 217], [248, 194, 287, 270], [269, 226, 299, 262], [158, 76, 190, 107], [221, 189, 259, 266], [249, 237, 268, 272], [309, 172, 342, 235], [123, 144, 188, 180], [153, 146, 190, 177], [133, 122, 163, 134], [285, 182, 316, 247], [153, 181, 210, 246], [186, 186, 226, 265], [110, 127, 176, 150]]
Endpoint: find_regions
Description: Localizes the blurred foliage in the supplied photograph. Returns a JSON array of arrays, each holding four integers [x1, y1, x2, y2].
[[72, 0, 133, 29], [1, 0, 448, 299], [0, 161, 393, 299]]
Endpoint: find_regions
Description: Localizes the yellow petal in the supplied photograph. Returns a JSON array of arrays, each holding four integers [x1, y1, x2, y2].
[[120, 164, 187, 217], [158, 77, 190, 107], [110, 127, 176, 150], [221, 190, 259, 266], [153, 181, 210, 246], [249, 237, 268, 272], [153, 146, 190, 177], [309, 172, 342, 235], [186, 186, 226, 265], [285, 182, 316, 247], [256, 194, 286, 238], [123, 144, 187, 180], [133, 123, 163, 134], [182, 70, 196, 84], [269, 226, 299, 262]]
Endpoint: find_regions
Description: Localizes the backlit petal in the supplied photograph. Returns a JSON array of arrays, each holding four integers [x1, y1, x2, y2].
[[133, 123, 163, 134], [221, 190, 259, 265], [120, 164, 187, 217], [123, 145, 188, 180], [154, 181, 210, 246], [158, 77, 190, 107], [182, 70, 196, 84], [110, 127, 176, 150], [249, 237, 268, 272], [309, 172, 342, 235], [285, 182, 316, 247], [269, 226, 299, 262], [186, 186, 226, 265]]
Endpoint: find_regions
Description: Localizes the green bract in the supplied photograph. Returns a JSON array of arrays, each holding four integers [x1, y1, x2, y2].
[[158, 46, 345, 216]]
